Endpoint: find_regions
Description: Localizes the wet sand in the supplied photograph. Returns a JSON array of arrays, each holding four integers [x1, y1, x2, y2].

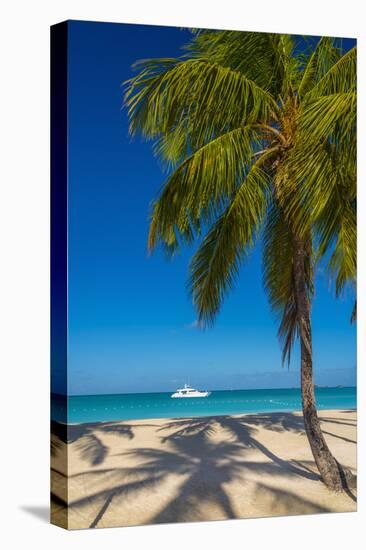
[[51, 409, 357, 529]]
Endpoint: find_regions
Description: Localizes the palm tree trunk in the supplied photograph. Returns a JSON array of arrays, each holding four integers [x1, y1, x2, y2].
[[293, 236, 344, 491]]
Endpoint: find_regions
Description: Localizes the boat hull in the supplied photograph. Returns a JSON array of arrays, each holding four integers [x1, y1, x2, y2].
[[171, 391, 211, 398]]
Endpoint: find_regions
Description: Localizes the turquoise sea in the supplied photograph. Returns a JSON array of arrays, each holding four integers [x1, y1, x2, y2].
[[52, 387, 356, 424]]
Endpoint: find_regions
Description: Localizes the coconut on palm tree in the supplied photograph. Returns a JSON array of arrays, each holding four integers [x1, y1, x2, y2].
[[124, 31, 356, 491]]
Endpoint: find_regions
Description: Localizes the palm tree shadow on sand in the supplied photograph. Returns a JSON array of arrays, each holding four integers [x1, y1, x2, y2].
[[51, 412, 356, 528]]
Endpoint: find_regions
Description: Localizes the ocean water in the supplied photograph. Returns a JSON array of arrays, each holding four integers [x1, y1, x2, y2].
[[52, 387, 356, 424]]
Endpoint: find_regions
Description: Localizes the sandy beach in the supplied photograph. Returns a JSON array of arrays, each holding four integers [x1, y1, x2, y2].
[[51, 409, 357, 529]]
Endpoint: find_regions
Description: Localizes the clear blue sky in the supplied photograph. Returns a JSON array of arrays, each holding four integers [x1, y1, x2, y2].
[[65, 20, 356, 395]]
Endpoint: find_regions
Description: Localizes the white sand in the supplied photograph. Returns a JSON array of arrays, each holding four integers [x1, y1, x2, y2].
[[51, 409, 357, 529]]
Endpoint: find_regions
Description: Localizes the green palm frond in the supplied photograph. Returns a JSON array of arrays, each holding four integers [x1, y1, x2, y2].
[[351, 301, 357, 323], [125, 58, 279, 148], [189, 164, 269, 325], [278, 295, 299, 368], [296, 46, 356, 178], [285, 45, 356, 296], [124, 58, 178, 137], [148, 126, 261, 253], [305, 46, 356, 99], [326, 202, 356, 295], [125, 31, 356, 366], [298, 37, 341, 98], [299, 92, 356, 141], [152, 122, 191, 169], [285, 137, 356, 296], [184, 30, 297, 96], [263, 203, 313, 365]]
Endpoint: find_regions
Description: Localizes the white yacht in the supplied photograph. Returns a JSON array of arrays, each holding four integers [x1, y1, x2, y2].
[[171, 384, 211, 398]]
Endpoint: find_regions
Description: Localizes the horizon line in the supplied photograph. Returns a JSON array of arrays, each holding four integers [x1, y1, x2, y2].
[[52, 385, 357, 398]]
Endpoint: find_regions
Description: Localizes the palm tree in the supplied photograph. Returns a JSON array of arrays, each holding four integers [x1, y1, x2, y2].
[[124, 31, 356, 491]]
